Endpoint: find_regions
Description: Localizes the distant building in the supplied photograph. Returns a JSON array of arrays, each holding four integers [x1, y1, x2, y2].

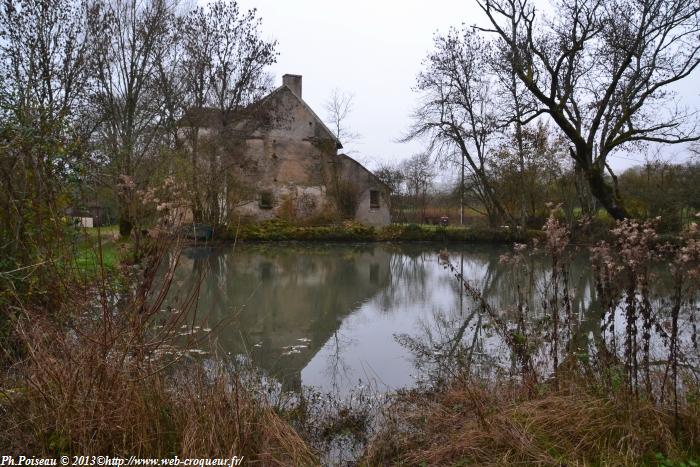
[[179, 74, 391, 226], [65, 201, 111, 228]]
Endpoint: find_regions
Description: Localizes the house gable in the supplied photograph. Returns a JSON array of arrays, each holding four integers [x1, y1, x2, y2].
[[253, 85, 342, 150]]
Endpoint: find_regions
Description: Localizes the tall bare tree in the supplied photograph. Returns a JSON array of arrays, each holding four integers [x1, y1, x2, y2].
[[178, 4, 215, 219], [478, 0, 700, 220], [90, 0, 179, 236], [324, 88, 360, 152], [178, 0, 277, 225], [491, 41, 541, 227], [0, 0, 94, 265], [490, 122, 569, 223], [405, 27, 510, 226], [375, 162, 406, 220], [402, 152, 435, 222]]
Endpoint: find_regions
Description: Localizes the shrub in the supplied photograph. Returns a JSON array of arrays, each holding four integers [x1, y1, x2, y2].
[[227, 220, 541, 244], [1, 220, 316, 463]]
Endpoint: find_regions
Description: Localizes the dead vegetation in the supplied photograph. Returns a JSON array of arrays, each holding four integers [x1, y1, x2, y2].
[[364, 378, 700, 466], [0, 185, 317, 464], [1, 310, 315, 464], [365, 210, 700, 466]]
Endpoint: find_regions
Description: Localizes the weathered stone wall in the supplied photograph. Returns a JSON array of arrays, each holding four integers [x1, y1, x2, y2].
[[333, 154, 391, 226], [228, 86, 338, 222]]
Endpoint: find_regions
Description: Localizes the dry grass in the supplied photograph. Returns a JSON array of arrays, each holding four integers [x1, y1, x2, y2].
[[0, 222, 317, 465], [0, 309, 317, 465], [0, 178, 316, 464], [363, 214, 699, 466], [363, 379, 700, 466]]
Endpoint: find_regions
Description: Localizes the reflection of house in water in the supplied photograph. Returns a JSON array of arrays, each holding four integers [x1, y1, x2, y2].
[[172, 244, 392, 391], [165, 243, 619, 395]]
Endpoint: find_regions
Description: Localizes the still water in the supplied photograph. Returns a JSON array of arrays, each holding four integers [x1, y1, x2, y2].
[[165, 242, 608, 395]]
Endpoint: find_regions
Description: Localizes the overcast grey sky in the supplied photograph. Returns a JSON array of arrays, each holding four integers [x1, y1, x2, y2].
[[234, 0, 699, 178]]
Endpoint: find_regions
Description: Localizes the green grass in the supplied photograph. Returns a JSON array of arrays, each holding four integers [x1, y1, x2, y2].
[[72, 225, 125, 275], [226, 220, 542, 244]]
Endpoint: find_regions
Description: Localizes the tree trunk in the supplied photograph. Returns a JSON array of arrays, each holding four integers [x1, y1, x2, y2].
[[119, 215, 132, 237], [460, 154, 464, 225], [510, 67, 527, 228], [574, 163, 595, 216], [484, 182, 510, 227], [191, 127, 203, 222], [585, 166, 629, 220]]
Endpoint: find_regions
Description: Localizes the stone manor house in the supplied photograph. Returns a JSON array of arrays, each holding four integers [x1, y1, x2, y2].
[[179, 74, 391, 226]]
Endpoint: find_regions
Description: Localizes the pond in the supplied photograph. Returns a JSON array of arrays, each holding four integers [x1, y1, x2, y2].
[[165, 242, 610, 396]]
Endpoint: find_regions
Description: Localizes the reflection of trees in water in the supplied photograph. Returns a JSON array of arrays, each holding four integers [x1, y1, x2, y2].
[[374, 251, 433, 310], [399, 245, 699, 391], [375, 245, 507, 314], [386, 246, 525, 383], [395, 247, 605, 382], [323, 329, 357, 394], [170, 243, 693, 395], [395, 248, 513, 384], [397, 308, 487, 385]]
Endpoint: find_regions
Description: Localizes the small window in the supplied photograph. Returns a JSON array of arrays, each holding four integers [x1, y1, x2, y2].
[[369, 190, 380, 210], [259, 191, 273, 209]]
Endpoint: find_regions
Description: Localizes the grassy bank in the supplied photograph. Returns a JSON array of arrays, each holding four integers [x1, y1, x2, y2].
[[72, 225, 124, 274], [1, 235, 317, 464], [1, 312, 316, 464], [364, 377, 700, 466], [226, 220, 543, 244]]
